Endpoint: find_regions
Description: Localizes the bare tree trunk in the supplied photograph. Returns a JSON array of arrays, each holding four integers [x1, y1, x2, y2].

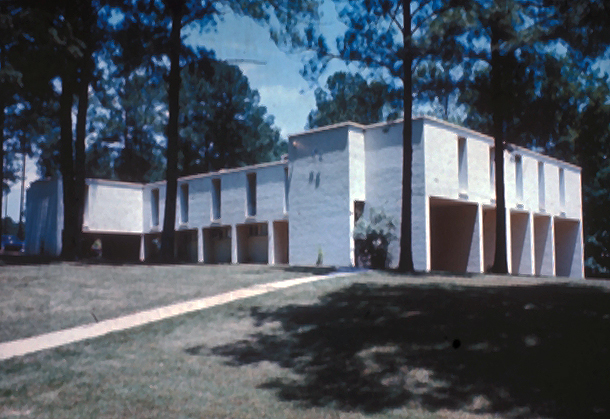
[[160, 0, 183, 262], [60, 75, 77, 260], [490, 23, 508, 274], [75, 55, 92, 259], [0, 44, 5, 242], [398, 1, 414, 272], [17, 136, 25, 239], [0, 100, 4, 243]]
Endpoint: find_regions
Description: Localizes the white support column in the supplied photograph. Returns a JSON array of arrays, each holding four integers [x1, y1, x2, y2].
[[197, 228, 204, 263], [551, 216, 556, 276], [578, 220, 585, 279], [139, 234, 145, 262], [477, 204, 485, 273], [466, 203, 482, 273], [528, 212, 536, 275], [231, 224, 238, 264], [268, 221, 275, 265], [412, 195, 429, 272], [506, 208, 512, 274], [424, 196, 431, 272]]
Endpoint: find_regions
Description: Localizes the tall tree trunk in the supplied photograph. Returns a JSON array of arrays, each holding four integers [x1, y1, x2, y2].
[[398, 1, 414, 272], [0, 43, 5, 242], [160, 1, 182, 262], [0, 88, 4, 243], [75, 57, 91, 258], [17, 136, 26, 239], [490, 24, 509, 274], [60, 75, 77, 260], [181, 134, 191, 176]]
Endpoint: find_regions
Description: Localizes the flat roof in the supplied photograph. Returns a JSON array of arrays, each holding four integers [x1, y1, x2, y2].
[[289, 115, 581, 171], [42, 116, 579, 190], [86, 178, 145, 188], [145, 160, 288, 187]]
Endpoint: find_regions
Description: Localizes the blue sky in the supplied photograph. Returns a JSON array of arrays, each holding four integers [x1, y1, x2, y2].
[[5, 1, 351, 221], [4, 2, 609, 221], [184, 1, 351, 138]]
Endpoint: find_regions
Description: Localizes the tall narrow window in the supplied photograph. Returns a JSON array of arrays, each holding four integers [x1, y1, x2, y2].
[[354, 201, 365, 226], [284, 167, 289, 213], [489, 146, 495, 194], [212, 178, 221, 220], [151, 188, 160, 227], [538, 161, 545, 210], [559, 168, 565, 208], [83, 184, 90, 225], [515, 155, 523, 201], [247, 173, 257, 217], [458, 136, 468, 190], [180, 183, 189, 223]]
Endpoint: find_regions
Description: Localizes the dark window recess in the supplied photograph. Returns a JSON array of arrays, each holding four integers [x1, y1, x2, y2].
[[354, 201, 365, 226], [247, 173, 257, 216], [212, 179, 221, 220], [180, 183, 189, 223], [151, 189, 160, 227]]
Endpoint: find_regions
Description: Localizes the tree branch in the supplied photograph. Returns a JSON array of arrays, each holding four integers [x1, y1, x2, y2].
[[388, 1, 404, 34]]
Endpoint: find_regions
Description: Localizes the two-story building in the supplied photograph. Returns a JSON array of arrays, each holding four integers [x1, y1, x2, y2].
[[25, 116, 584, 278]]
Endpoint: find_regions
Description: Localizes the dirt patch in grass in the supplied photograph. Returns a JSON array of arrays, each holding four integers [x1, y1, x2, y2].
[[1, 272, 609, 418], [0, 263, 317, 342]]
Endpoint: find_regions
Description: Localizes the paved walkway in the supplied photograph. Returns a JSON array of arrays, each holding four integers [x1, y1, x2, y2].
[[0, 271, 355, 361]]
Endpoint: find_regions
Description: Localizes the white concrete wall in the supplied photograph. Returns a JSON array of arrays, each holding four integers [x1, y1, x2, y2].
[[348, 129, 366, 265], [142, 162, 287, 235], [25, 179, 62, 256], [423, 120, 495, 204], [504, 147, 582, 219], [143, 181, 166, 233], [288, 124, 354, 266], [84, 180, 144, 233], [23, 116, 583, 276], [362, 120, 426, 269], [422, 120, 496, 273]]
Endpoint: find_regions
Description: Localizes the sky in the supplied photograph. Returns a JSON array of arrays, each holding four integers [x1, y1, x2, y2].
[[184, 0, 351, 138], [4, 1, 350, 222], [4, 1, 609, 222]]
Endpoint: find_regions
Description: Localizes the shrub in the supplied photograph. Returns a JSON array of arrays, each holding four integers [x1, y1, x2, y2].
[[353, 207, 397, 269]]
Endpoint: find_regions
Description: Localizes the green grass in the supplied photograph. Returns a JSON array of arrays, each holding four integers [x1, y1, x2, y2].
[[1, 267, 610, 418], [0, 263, 324, 342]]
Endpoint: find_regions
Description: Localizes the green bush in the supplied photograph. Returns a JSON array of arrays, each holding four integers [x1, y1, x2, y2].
[[353, 207, 397, 269]]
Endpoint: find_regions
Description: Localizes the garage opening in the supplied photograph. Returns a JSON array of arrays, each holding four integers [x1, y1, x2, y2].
[[510, 211, 531, 275], [554, 218, 580, 277], [143, 233, 161, 262], [429, 198, 479, 273], [82, 232, 141, 262], [236, 223, 268, 264], [203, 226, 232, 264], [273, 220, 289, 264], [482, 207, 496, 272], [534, 215, 553, 276], [175, 229, 198, 262]]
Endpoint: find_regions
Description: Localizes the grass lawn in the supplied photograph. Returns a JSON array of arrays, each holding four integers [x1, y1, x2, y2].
[[1, 267, 610, 418], [0, 262, 331, 342]]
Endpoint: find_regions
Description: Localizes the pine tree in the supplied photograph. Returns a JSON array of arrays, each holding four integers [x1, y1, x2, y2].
[[306, 72, 394, 129], [303, 0, 468, 272], [122, 0, 323, 262], [451, 0, 610, 274]]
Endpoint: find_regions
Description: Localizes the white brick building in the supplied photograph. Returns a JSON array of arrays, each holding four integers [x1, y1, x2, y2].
[[25, 116, 584, 278]]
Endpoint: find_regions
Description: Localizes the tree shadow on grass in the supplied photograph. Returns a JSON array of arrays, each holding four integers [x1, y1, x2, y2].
[[278, 266, 337, 275], [205, 281, 610, 417]]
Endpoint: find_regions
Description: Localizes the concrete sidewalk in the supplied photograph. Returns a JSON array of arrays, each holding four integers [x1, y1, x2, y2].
[[0, 271, 354, 361]]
